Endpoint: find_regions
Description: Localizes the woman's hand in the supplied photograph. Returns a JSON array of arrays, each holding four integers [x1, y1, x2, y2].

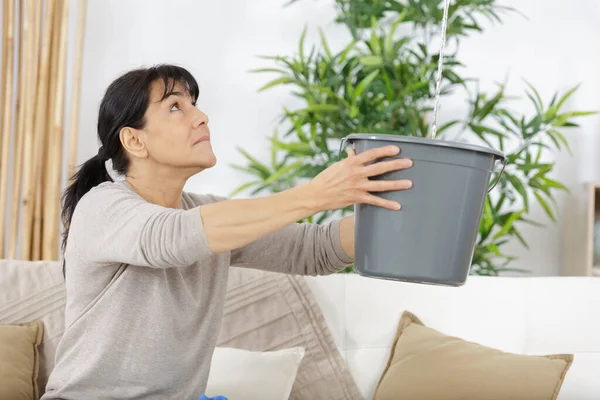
[[307, 145, 413, 212]]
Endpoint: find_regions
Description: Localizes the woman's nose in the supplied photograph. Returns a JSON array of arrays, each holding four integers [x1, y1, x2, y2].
[[192, 109, 209, 129]]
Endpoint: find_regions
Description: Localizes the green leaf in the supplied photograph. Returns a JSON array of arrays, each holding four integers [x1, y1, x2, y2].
[[263, 160, 305, 185], [534, 192, 556, 222], [545, 132, 561, 151], [475, 90, 504, 121], [402, 81, 429, 95], [359, 55, 384, 67], [249, 68, 287, 74], [494, 109, 521, 132], [483, 197, 494, 230], [271, 139, 315, 156], [547, 129, 572, 155], [541, 177, 569, 191], [520, 217, 544, 227], [236, 147, 272, 177], [270, 129, 279, 167], [524, 80, 544, 111], [493, 210, 523, 239], [531, 164, 553, 179], [524, 115, 542, 137], [258, 76, 294, 92], [528, 141, 552, 151], [283, 109, 309, 143], [338, 40, 358, 64], [534, 145, 542, 163], [544, 105, 558, 120], [319, 28, 332, 59], [436, 120, 460, 135], [229, 164, 264, 178], [369, 29, 381, 56], [299, 25, 307, 65], [250, 184, 269, 196], [385, 10, 407, 57], [316, 212, 331, 224], [556, 84, 580, 110], [382, 70, 394, 101], [310, 123, 317, 143], [506, 174, 528, 210], [516, 162, 553, 174], [229, 181, 261, 197], [488, 243, 502, 256], [495, 192, 507, 212], [295, 104, 340, 114], [310, 85, 351, 108], [512, 227, 529, 249], [529, 180, 552, 197], [556, 111, 597, 119], [468, 123, 507, 138], [352, 70, 380, 100]]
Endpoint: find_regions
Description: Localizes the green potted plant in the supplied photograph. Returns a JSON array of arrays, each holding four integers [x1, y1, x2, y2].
[[231, 0, 596, 276]]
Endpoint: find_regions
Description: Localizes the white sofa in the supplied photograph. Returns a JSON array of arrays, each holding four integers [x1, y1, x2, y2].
[[306, 274, 600, 400], [2, 259, 598, 399]]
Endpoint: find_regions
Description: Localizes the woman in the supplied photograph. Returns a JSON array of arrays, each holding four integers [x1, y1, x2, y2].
[[41, 64, 413, 400]]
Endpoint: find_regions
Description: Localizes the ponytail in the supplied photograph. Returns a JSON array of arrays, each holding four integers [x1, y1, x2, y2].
[[61, 152, 113, 253]]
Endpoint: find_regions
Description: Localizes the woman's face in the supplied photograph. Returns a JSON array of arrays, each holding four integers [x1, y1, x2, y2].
[[125, 79, 216, 173]]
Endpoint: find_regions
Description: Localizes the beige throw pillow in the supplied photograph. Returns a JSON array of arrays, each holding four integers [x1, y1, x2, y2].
[[374, 311, 572, 400], [0, 320, 44, 400], [217, 267, 362, 400]]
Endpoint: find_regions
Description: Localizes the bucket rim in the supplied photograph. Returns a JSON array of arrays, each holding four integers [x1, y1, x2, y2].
[[345, 133, 505, 159]]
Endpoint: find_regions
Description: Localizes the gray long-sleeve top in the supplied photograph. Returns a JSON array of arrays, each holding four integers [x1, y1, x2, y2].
[[41, 181, 353, 400]]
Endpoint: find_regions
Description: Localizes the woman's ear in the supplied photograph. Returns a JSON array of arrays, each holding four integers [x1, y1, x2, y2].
[[120, 127, 148, 159]]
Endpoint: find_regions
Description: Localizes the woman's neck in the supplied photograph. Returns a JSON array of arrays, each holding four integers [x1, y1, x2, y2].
[[124, 171, 188, 209]]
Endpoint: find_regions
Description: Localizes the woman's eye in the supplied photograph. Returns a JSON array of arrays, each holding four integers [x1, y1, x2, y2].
[[170, 103, 180, 112]]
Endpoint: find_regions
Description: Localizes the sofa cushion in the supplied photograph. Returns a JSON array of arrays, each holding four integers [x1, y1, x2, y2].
[[344, 275, 528, 353], [525, 278, 600, 354], [0, 320, 44, 400], [557, 352, 600, 400], [205, 347, 306, 400], [0, 260, 66, 394], [217, 267, 362, 400], [373, 311, 573, 400]]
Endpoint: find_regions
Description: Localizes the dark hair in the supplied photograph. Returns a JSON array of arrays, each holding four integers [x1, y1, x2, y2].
[[60, 64, 200, 254]]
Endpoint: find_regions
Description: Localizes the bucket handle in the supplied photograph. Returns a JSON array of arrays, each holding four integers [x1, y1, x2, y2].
[[338, 137, 354, 161], [488, 156, 507, 193]]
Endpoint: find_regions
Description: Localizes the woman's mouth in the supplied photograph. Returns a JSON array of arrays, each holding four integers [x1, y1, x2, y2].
[[194, 135, 210, 144]]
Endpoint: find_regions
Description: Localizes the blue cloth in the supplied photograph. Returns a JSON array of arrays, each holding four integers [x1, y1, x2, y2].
[[198, 396, 228, 400]]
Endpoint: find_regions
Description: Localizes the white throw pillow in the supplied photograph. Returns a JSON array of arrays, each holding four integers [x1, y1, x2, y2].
[[205, 347, 305, 400]]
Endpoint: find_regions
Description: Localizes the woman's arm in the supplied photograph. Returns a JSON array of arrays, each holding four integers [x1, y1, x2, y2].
[[339, 215, 354, 259], [70, 145, 410, 268], [199, 183, 319, 254], [229, 217, 354, 276]]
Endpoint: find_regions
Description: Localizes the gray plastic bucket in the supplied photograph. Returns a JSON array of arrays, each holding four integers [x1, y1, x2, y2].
[[342, 133, 506, 286]]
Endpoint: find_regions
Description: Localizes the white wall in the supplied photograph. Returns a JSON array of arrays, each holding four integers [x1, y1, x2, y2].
[[72, 0, 600, 276]]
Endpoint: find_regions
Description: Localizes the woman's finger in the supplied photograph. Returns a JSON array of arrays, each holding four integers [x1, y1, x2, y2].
[[346, 147, 356, 157], [353, 145, 400, 165], [362, 179, 413, 192], [361, 192, 402, 210], [361, 158, 413, 178]]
